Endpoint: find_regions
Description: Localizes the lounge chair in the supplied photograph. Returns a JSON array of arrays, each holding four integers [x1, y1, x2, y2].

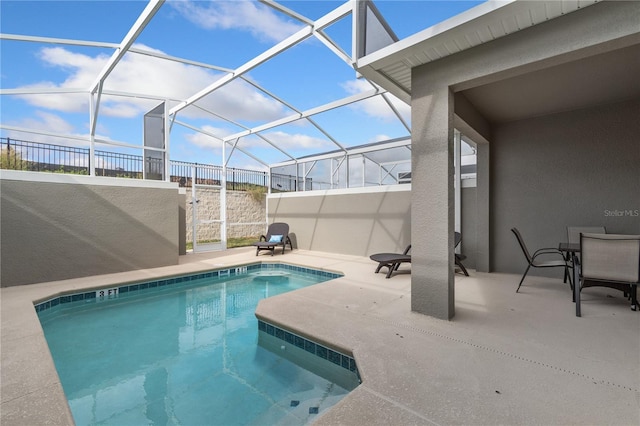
[[577, 232, 639, 315], [370, 245, 411, 278], [454, 232, 469, 276], [511, 227, 572, 293], [254, 222, 293, 256]]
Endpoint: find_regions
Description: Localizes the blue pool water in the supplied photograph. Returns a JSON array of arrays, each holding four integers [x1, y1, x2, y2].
[[38, 265, 358, 425]]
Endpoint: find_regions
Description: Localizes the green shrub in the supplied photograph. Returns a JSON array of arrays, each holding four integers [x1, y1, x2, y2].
[[0, 148, 27, 170]]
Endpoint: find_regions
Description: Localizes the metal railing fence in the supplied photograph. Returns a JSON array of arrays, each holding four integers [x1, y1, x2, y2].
[[1, 137, 284, 191]]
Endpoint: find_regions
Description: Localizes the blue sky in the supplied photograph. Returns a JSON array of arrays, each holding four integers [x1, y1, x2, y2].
[[1, 0, 483, 171]]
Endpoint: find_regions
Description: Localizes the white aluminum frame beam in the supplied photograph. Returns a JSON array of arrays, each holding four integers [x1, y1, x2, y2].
[[89, 0, 164, 138], [170, 1, 352, 120], [260, 0, 314, 26], [1, 0, 415, 177], [0, 88, 87, 95], [190, 104, 295, 162], [0, 125, 165, 154], [223, 88, 381, 141], [0, 33, 118, 48], [172, 120, 269, 168], [170, 1, 357, 163], [89, 0, 164, 95], [0, 125, 91, 143], [270, 137, 410, 168], [236, 79, 338, 156], [170, 26, 313, 116]]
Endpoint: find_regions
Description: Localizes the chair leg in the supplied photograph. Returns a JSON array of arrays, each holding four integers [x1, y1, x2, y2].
[[456, 258, 469, 276], [566, 266, 575, 302], [576, 280, 582, 317], [516, 265, 531, 293], [386, 263, 397, 278]]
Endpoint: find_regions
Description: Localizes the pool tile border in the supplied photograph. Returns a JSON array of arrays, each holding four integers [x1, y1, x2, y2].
[[258, 319, 360, 379], [34, 263, 341, 313]]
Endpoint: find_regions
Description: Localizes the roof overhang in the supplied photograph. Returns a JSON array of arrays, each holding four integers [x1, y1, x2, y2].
[[355, 0, 600, 103]]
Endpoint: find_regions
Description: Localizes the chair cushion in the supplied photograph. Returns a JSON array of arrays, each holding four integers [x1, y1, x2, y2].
[[269, 234, 283, 243]]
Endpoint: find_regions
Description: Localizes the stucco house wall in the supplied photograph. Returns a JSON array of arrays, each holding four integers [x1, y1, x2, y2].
[[406, 0, 639, 318], [492, 99, 640, 276]]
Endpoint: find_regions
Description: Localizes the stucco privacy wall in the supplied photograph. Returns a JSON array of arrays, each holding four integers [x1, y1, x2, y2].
[[266, 185, 477, 264], [492, 99, 640, 276], [1, 171, 180, 287], [267, 186, 411, 257]]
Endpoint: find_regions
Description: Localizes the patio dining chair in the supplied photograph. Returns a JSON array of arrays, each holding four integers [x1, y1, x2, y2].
[[563, 226, 606, 283], [511, 228, 572, 293], [454, 232, 469, 276], [567, 226, 606, 244], [578, 233, 640, 314]]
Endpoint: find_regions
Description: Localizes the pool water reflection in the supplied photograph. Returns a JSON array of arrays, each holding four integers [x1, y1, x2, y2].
[[38, 267, 357, 425]]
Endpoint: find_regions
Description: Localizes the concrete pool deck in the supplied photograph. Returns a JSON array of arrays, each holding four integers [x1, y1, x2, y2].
[[2, 248, 639, 425]]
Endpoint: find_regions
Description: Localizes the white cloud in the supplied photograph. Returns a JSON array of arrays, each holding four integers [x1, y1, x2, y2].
[[181, 126, 333, 160], [184, 125, 226, 149], [15, 44, 288, 125], [228, 162, 268, 172], [5, 111, 85, 144], [258, 130, 333, 150], [2, 111, 124, 169], [169, 0, 303, 43], [371, 134, 391, 143], [4, 110, 127, 147], [341, 79, 411, 123], [20, 111, 77, 135]]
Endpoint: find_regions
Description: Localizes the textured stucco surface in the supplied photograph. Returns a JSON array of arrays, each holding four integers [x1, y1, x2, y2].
[[410, 85, 456, 319], [267, 187, 411, 258], [491, 99, 640, 276], [1, 174, 180, 286]]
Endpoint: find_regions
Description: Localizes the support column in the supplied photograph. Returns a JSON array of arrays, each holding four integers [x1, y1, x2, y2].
[[411, 85, 455, 320], [476, 142, 490, 272]]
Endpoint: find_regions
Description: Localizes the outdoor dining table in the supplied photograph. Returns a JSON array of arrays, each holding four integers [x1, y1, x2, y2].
[[559, 242, 582, 316]]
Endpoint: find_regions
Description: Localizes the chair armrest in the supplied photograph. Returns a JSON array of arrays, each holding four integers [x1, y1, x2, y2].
[[532, 248, 565, 259], [259, 235, 267, 241]]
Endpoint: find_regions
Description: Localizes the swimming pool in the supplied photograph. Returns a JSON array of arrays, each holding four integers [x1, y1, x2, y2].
[[37, 264, 359, 425]]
